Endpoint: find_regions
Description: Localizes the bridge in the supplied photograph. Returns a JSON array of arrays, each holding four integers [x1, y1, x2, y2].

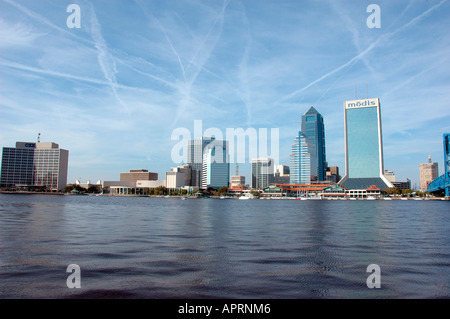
[[427, 134, 450, 196]]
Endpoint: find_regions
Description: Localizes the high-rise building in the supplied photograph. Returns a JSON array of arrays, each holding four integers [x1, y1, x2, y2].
[[201, 139, 229, 189], [384, 170, 396, 183], [339, 98, 393, 190], [274, 164, 290, 184], [290, 107, 327, 184], [230, 163, 245, 187], [1, 141, 69, 190], [301, 107, 327, 181], [290, 132, 317, 184], [251, 158, 274, 189], [326, 166, 341, 183], [187, 137, 216, 187], [419, 155, 439, 191]]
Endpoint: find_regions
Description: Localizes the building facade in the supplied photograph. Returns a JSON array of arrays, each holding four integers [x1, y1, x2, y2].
[[252, 158, 274, 189], [274, 164, 290, 184], [120, 169, 158, 187], [0, 141, 69, 190], [419, 156, 439, 191], [201, 139, 230, 189], [187, 137, 217, 187], [339, 98, 393, 190], [326, 166, 341, 183], [290, 132, 317, 184], [301, 107, 327, 181], [166, 171, 185, 189], [290, 107, 327, 184]]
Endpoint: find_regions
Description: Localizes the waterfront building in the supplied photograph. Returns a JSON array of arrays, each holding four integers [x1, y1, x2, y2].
[[120, 169, 158, 187], [290, 132, 317, 184], [290, 107, 327, 184], [339, 98, 393, 190], [0, 141, 69, 191], [135, 180, 166, 188], [301, 107, 327, 181], [326, 166, 341, 183], [166, 171, 186, 189], [201, 139, 230, 189], [251, 158, 274, 189], [392, 179, 411, 190], [384, 170, 396, 183], [230, 163, 245, 187], [419, 155, 439, 191], [187, 137, 217, 187], [172, 164, 193, 186], [274, 164, 290, 184], [262, 183, 330, 197]]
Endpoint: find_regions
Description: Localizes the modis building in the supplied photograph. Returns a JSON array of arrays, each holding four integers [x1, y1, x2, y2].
[[339, 98, 393, 190]]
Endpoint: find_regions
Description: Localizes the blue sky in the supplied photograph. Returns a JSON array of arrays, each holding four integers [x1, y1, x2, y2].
[[1, 0, 449, 188]]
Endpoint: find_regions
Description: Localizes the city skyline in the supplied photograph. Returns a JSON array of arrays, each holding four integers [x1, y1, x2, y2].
[[1, 0, 450, 189]]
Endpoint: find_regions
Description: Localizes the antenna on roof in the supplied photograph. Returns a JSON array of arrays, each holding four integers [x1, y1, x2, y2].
[[37, 133, 41, 143]]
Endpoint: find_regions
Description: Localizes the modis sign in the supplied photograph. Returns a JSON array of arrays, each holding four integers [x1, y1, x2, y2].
[[345, 98, 379, 109]]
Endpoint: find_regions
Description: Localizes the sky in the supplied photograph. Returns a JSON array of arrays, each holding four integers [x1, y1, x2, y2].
[[1, 0, 450, 188]]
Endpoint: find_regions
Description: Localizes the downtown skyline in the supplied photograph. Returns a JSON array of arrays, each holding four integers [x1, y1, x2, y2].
[[1, 0, 450, 189]]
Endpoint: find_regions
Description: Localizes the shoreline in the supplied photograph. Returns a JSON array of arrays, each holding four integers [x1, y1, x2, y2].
[[0, 191, 447, 200]]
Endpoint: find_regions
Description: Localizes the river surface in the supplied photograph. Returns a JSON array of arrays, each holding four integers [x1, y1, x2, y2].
[[0, 194, 448, 298]]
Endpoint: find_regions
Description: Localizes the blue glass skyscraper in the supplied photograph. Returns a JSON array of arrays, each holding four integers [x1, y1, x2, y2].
[[290, 107, 327, 184], [339, 98, 393, 190]]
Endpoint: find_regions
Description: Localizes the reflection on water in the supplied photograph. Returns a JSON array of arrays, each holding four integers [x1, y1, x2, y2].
[[0, 194, 448, 298]]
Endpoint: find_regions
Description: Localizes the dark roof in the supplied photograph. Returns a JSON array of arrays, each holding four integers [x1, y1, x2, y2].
[[304, 106, 319, 115], [339, 178, 390, 190]]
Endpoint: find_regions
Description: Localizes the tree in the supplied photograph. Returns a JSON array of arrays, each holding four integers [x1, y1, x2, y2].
[[250, 190, 261, 197], [63, 184, 84, 193], [87, 185, 100, 193], [401, 189, 413, 196], [218, 186, 228, 195], [382, 187, 400, 195]]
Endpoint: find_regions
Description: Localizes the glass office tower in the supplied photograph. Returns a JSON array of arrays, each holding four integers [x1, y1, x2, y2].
[[339, 98, 393, 190], [187, 137, 216, 187], [301, 107, 327, 181], [201, 139, 230, 189], [251, 158, 274, 189], [290, 107, 326, 184]]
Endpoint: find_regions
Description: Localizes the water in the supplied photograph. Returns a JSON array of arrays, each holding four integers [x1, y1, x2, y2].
[[0, 194, 448, 299]]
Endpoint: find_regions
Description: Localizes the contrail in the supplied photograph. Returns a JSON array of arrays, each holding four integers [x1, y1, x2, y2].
[[89, 4, 129, 112], [135, 0, 186, 82], [276, 0, 448, 104], [0, 58, 153, 93]]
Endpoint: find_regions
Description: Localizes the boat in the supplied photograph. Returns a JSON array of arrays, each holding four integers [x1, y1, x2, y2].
[[239, 193, 255, 200], [383, 197, 392, 200], [367, 196, 377, 200], [401, 197, 408, 200]]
